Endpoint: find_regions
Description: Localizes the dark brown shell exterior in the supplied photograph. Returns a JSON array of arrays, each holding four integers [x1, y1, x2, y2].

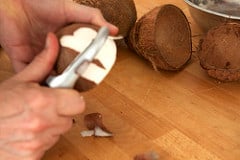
[[84, 112, 112, 133], [127, 4, 192, 71], [73, 0, 137, 37], [198, 23, 240, 82]]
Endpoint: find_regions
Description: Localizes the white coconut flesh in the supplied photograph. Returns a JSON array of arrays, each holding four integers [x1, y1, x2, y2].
[[60, 27, 117, 84], [80, 126, 113, 137], [80, 130, 94, 137], [94, 126, 113, 137]]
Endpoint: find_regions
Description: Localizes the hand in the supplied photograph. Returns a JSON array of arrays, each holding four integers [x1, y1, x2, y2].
[[0, 33, 85, 160], [0, 0, 118, 72]]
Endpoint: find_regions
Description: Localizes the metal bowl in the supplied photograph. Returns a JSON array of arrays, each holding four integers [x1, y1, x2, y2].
[[184, 0, 240, 32]]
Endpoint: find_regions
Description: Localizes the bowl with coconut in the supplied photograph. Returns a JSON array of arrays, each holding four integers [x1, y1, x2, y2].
[[184, 0, 240, 82], [184, 0, 240, 32]]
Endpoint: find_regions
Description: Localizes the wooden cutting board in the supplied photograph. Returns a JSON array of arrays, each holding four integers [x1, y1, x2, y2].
[[0, 0, 239, 160], [42, 1, 240, 160]]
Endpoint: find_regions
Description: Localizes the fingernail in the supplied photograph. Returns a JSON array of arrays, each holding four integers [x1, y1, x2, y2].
[[45, 33, 51, 49], [112, 25, 119, 35]]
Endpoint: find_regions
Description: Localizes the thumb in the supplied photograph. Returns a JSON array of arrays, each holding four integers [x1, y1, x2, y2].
[[15, 33, 59, 82]]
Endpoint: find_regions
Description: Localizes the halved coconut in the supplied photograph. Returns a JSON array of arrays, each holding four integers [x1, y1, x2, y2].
[[198, 23, 240, 82], [127, 4, 192, 71], [55, 23, 117, 91], [72, 0, 137, 37]]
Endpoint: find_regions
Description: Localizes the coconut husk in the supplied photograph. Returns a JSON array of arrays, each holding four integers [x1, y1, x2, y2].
[[198, 22, 240, 82], [72, 0, 137, 37], [127, 4, 192, 71]]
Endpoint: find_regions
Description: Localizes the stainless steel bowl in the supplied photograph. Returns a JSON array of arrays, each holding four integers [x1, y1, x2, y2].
[[184, 0, 240, 32]]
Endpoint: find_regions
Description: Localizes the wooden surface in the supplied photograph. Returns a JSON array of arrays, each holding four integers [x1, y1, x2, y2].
[[43, 0, 240, 160], [2, 0, 239, 160]]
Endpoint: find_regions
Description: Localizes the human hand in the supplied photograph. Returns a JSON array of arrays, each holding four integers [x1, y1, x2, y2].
[[0, 33, 85, 160], [0, 0, 118, 72]]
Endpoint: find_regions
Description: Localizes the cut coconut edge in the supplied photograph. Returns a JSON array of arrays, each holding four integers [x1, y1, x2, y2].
[[59, 27, 118, 89], [80, 126, 113, 137], [80, 112, 113, 137]]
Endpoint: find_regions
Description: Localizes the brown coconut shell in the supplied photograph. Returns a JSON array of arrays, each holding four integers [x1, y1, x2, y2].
[[84, 112, 111, 133], [55, 23, 109, 91], [198, 23, 240, 82], [127, 4, 192, 71], [72, 0, 137, 37]]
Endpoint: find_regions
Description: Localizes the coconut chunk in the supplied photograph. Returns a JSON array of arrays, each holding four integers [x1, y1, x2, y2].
[[94, 126, 113, 137], [80, 112, 113, 137], [55, 23, 117, 91], [80, 130, 95, 137]]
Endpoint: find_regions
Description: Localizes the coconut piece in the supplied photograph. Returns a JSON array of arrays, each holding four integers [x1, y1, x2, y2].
[[80, 112, 113, 137], [72, 0, 137, 37], [198, 23, 240, 82], [80, 130, 95, 137], [134, 151, 159, 160], [127, 4, 192, 71], [55, 23, 117, 91]]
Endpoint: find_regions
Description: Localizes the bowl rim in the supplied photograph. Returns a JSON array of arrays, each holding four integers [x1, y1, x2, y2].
[[184, 0, 240, 20]]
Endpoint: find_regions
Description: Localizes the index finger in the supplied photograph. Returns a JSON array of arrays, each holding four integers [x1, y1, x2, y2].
[[53, 88, 85, 116]]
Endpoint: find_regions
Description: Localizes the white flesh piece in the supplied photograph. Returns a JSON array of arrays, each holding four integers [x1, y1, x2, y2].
[[60, 27, 117, 84], [80, 130, 95, 137], [94, 126, 113, 137], [80, 126, 113, 137]]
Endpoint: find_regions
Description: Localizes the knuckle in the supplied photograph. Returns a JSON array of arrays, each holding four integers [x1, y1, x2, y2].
[[26, 115, 47, 133], [91, 8, 104, 20], [25, 153, 44, 160], [62, 118, 73, 133], [66, 118, 73, 129], [26, 87, 56, 109], [27, 139, 43, 152], [63, 90, 85, 113], [93, 8, 102, 15]]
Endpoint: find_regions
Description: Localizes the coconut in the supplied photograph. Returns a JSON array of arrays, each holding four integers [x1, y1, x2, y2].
[[72, 0, 137, 37], [127, 4, 192, 71], [198, 23, 240, 82], [55, 23, 117, 91], [80, 112, 113, 137]]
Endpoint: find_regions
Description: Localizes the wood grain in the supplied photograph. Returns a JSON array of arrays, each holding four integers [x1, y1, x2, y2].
[[0, 0, 239, 160]]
